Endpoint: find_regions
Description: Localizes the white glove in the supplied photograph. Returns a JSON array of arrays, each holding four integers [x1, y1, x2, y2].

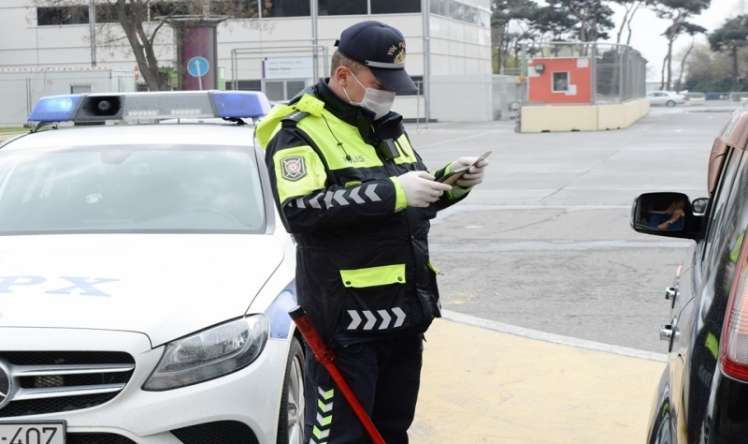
[[397, 171, 452, 208], [450, 156, 488, 188]]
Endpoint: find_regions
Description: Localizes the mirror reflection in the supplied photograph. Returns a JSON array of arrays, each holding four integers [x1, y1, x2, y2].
[[638, 194, 689, 232]]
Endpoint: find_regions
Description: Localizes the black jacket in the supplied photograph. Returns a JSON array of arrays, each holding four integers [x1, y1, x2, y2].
[[262, 80, 468, 344]]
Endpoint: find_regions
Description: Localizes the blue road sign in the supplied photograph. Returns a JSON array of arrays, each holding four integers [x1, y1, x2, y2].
[[187, 56, 210, 78]]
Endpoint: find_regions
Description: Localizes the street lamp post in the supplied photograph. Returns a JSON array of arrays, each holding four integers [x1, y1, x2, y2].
[[89, 0, 97, 67], [421, 0, 431, 122], [310, 0, 319, 82]]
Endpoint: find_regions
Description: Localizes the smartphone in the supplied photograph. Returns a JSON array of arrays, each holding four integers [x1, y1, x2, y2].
[[437, 151, 492, 185]]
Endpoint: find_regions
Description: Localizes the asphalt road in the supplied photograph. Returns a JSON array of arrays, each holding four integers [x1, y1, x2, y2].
[[408, 104, 737, 353]]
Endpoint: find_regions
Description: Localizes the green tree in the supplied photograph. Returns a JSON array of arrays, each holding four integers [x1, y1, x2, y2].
[[529, 4, 576, 41], [536, 0, 615, 41], [709, 15, 748, 90], [684, 43, 735, 91], [491, 0, 537, 73], [652, 0, 709, 90]]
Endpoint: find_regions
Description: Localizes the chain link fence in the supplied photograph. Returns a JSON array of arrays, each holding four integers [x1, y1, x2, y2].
[[521, 42, 646, 105], [0, 68, 135, 127]]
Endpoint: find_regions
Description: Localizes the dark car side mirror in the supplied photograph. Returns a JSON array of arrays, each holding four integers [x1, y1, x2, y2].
[[631, 192, 703, 240]]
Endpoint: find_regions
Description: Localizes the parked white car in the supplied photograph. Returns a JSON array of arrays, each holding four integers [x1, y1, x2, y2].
[[0, 92, 304, 444], [646, 90, 687, 107]]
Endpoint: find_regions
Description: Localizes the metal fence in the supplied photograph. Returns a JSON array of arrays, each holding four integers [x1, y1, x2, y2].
[[0, 69, 135, 126], [228, 45, 329, 101], [521, 42, 647, 105], [492, 75, 523, 120]]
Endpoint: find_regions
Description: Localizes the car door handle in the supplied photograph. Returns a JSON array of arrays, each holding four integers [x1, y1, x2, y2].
[[660, 324, 674, 341], [665, 286, 679, 301]]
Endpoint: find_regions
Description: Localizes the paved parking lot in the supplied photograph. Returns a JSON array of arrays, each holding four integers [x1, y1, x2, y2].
[[406, 104, 738, 443], [409, 104, 734, 353]]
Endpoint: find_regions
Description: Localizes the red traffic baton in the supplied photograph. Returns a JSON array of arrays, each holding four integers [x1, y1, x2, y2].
[[288, 306, 386, 444]]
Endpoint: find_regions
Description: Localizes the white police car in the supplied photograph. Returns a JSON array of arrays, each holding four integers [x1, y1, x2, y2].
[[0, 91, 304, 444]]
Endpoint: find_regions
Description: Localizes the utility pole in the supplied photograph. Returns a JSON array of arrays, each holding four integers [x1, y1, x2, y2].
[[310, 0, 319, 82], [421, 0, 431, 122], [89, 0, 97, 67]]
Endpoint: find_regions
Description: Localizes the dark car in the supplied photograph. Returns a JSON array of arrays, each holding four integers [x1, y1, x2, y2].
[[634, 110, 748, 444]]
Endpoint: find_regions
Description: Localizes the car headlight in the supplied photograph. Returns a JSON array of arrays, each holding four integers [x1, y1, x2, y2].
[[143, 315, 269, 391]]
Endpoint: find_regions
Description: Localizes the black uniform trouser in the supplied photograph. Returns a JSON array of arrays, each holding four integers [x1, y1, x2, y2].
[[303, 334, 423, 444]]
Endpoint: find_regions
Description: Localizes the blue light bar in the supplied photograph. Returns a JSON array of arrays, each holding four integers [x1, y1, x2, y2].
[[28, 95, 83, 123], [26, 90, 272, 124], [210, 91, 271, 119]]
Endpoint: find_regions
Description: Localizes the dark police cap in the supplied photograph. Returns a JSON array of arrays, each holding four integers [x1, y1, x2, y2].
[[334, 21, 418, 94]]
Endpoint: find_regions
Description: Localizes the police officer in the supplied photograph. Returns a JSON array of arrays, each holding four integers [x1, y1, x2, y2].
[[256, 21, 487, 444]]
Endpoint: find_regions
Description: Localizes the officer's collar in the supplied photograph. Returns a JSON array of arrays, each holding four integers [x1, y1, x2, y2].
[[314, 79, 376, 127], [314, 80, 405, 147]]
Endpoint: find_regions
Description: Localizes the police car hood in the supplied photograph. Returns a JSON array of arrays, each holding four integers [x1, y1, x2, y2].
[[0, 234, 284, 346]]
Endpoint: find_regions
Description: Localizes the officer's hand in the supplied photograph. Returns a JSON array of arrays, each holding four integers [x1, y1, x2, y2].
[[398, 171, 452, 208], [451, 156, 488, 188]]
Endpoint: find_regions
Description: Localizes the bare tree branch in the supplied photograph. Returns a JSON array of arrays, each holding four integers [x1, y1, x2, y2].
[[148, 15, 171, 47], [625, 1, 641, 46]]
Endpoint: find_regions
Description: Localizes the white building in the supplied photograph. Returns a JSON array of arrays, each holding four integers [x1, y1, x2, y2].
[[0, 0, 492, 124]]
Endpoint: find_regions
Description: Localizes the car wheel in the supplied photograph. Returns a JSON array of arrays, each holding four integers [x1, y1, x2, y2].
[[278, 337, 305, 444], [666, 100, 676, 107]]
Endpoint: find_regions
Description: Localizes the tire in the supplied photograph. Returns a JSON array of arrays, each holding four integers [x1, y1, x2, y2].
[[277, 337, 305, 444], [666, 100, 676, 107]]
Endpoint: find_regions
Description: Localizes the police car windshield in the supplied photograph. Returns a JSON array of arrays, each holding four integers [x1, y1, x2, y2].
[[0, 145, 265, 234]]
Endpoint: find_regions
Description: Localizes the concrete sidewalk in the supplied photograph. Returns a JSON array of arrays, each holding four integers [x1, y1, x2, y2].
[[411, 318, 664, 444]]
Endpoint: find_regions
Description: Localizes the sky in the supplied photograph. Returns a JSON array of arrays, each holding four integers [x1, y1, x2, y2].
[[606, 0, 746, 81]]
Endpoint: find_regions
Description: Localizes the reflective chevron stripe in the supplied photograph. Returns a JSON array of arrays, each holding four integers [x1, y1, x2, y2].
[[317, 399, 333, 413], [364, 183, 381, 202], [346, 307, 407, 331], [319, 387, 334, 400], [333, 190, 349, 206], [289, 183, 383, 210], [310, 386, 334, 444], [349, 186, 365, 204]]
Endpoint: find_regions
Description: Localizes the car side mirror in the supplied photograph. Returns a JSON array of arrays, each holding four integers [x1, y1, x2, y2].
[[631, 192, 702, 240]]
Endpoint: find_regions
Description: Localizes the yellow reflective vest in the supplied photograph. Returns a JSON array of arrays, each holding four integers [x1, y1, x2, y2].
[[257, 81, 468, 343]]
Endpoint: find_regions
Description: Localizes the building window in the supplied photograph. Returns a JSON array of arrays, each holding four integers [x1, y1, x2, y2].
[[429, 0, 489, 27], [226, 79, 262, 91], [212, 0, 260, 18], [430, 0, 448, 16], [371, 0, 420, 13], [319, 0, 366, 15], [37, 6, 89, 25], [70, 84, 93, 94], [552, 72, 570, 92], [94, 4, 120, 23], [150, 1, 191, 18], [262, 0, 310, 17]]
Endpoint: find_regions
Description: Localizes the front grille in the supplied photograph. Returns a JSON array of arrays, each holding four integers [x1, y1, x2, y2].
[[0, 351, 134, 418], [67, 433, 137, 444], [172, 421, 259, 444]]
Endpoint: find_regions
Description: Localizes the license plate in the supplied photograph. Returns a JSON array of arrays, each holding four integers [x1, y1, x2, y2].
[[0, 423, 65, 444]]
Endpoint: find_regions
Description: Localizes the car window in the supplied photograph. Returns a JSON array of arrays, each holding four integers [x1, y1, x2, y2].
[[703, 148, 742, 264], [0, 145, 266, 234], [697, 152, 748, 338]]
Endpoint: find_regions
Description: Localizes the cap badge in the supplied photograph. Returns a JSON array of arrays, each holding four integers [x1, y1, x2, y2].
[[387, 42, 406, 65]]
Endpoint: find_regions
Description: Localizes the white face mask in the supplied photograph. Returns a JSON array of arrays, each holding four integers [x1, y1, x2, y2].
[[344, 71, 396, 120]]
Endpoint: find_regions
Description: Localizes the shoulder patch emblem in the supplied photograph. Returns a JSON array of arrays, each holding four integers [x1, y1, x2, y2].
[[281, 156, 306, 181]]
